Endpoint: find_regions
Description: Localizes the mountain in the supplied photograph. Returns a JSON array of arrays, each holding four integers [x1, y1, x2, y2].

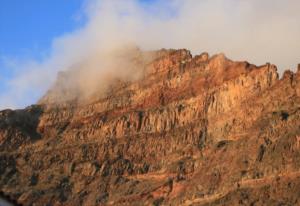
[[1, 49, 300, 206]]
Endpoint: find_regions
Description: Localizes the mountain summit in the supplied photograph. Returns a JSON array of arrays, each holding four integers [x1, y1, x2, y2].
[[1, 49, 300, 205]]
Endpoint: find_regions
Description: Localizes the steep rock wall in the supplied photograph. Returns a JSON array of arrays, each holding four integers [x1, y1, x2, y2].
[[0, 49, 300, 206]]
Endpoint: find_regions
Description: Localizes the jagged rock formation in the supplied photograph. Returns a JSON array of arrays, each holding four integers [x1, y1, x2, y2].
[[0, 49, 300, 206]]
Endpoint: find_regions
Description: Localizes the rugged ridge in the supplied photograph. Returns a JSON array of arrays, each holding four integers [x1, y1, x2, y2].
[[0, 49, 300, 206]]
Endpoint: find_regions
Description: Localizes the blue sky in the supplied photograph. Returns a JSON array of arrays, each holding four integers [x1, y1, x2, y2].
[[0, 0, 162, 109], [0, 0, 86, 104], [0, 0, 156, 61], [0, 0, 85, 59], [0, 0, 85, 84]]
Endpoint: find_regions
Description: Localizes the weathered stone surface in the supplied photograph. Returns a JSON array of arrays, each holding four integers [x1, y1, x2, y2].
[[0, 49, 300, 205]]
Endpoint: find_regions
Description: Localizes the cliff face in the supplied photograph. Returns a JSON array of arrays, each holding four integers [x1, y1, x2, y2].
[[0, 49, 300, 206]]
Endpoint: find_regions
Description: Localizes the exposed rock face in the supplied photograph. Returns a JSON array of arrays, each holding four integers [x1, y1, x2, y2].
[[1, 49, 300, 206]]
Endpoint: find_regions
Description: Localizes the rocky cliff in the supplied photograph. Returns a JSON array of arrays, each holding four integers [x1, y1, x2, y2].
[[1, 49, 300, 206]]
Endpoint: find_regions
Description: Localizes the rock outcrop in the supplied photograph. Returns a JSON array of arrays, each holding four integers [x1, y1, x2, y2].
[[0, 49, 300, 206]]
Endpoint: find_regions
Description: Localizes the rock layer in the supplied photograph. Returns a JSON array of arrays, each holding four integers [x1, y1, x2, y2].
[[0, 49, 300, 206]]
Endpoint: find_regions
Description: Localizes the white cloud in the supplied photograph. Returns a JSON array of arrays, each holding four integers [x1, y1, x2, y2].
[[1, 0, 300, 109]]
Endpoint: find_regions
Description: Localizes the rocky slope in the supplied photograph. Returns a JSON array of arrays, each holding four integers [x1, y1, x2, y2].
[[0, 49, 300, 206]]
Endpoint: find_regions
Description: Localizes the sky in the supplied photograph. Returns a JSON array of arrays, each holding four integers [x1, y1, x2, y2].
[[0, 0, 86, 108], [0, 0, 165, 109], [0, 0, 300, 110]]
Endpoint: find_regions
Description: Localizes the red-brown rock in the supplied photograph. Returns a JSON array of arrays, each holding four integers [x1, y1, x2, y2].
[[0, 49, 300, 206]]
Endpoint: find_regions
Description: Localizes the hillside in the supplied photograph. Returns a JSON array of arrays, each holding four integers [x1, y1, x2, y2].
[[1, 49, 300, 206]]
